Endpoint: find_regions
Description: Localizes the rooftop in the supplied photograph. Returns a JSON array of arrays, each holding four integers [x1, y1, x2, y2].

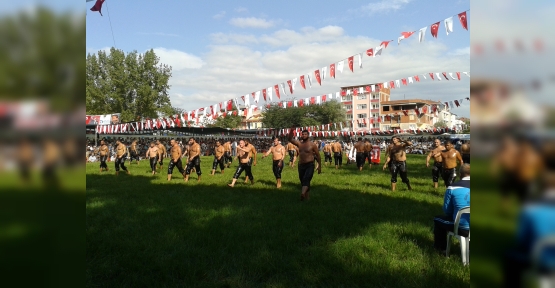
[[380, 99, 442, 105]]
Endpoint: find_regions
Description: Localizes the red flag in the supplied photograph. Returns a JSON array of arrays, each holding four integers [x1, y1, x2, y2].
[[422, 106, 428, 114], [390, 81, 395, 88], [233, 111, 237, 116], [432, 105, 437, 113], [227, 100, 233, 111], [341, 90, 346, 96], [378, 83, 383, 90], [458, 11, 468, 30], [300, 75, 306, 89], [274, 85, 280, 99], [442, 72, 449, 80], [314, 69, 321, 85], [402, 78, 407, 85], [330, 63, 336, 78], [414, 75, 420, 82], [244, 109, 248, 116], [402, 110, 408, 116], [287, 101, 293, 108], [310, 97, 316, 105], [348, 56, 354, 72], [414, 108, 419, 115], [353, 89, 358, 96], [378, 116, 382, 123], [454, 100, 460, 107], [445, 102, 449, 108], [380, 41, 391, 48], [401, 31, 415, 39], [299, 100, 304, 107], [322, 94, 327, 102], [287, 80, 293, 94], [262, 89, 267, 101], [429, 73, 435, 80], [90, 0, 105, 16], [431, 22, 440, 38], [366, 48, 373, 56], [241, 96, 245, 102], [251, 92, 256, 99], [456, 72, 461, 80], [365, 86, 371, 93]]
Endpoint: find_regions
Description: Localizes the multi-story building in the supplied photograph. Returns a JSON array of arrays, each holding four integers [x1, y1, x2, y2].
[[379, 99, 450, 131], [339, 84, 391, 133]]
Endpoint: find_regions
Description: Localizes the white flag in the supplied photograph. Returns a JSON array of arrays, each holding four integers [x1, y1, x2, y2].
[[316, 95, 321, 104], [267, 87, 273, 101], [419, 27, 427, 43], [383, 82, 388, 89], [357, 53, 362, 68], [395, 79, 401, 87], [347, 89, 352, 95], [371, 84, 375, 91], [398, 36, 404, 45], [374, 46, 383, 57], [294, 99, 298, 107], [422, 74, 427, 80], [444, 17, 454, 35], [306, 74, 312, 88], [463, 72, 470, 77], [328, 93, 332, 101], [254, 91, 260, 103], [321, 67, 327, 81], [337, 60, 344, 73], [449, 73, 457, 80], [280, 83, 287, 95], [304, 98, 310, 106], [408, 76, 414, 83], [359, 87, 364, 94], [204, 107, 209, 116], [335, 92, 340, 99], [292, 78, 298, 91], [245, 95, 250, 106], [436, 72, 441, 81]]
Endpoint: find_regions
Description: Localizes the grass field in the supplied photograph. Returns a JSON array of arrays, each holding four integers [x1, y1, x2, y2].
[[86, 153, 470, 287]]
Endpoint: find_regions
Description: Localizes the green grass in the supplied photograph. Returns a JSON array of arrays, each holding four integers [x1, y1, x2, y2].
[[86, 153, 470, 287]]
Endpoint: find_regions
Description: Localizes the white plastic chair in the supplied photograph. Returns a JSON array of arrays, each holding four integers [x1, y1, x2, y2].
[[446, 206, 470, 265]]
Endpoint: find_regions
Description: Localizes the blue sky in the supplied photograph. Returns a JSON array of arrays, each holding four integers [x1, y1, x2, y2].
[[85, 0, 470, 117]]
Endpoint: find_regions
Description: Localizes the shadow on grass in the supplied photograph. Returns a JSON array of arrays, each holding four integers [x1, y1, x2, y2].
[[86, 173, 469, 287]]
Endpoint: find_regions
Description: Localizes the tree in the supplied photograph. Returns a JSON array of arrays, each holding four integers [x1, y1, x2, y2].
[[262, 100, 346, 129], [207, 114, 243, 129], [434, 120, 448, 128], [86, 48, 173, 122]]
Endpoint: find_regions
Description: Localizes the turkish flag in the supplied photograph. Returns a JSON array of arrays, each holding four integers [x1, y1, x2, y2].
[[287, 80, 293, 94], [442, 72, 449, 80], [414, 75, 420, 82], [287, 101, 293, 108], [274, 85, 280, 99], [366, 48, 373, 56], [431, 22, 440, 38], [251, 92, 256, 99], [353, 89, 358, 96], [390, 81, 395, 88], [310, 97, 316, 105], [455, 72, 461, 80], [86, 116, 91, 125], [300, 75, 306, 89], [401, 31, 415, 39], [458, 11, 468, 30], [322, 94, 327, 102], [378, 83, 383, 90], [314, 69, 321, 85], [262, 89, 267, 101], [402, 78, 407, 85], [341, 90, 346, 96], [244, 109, 248, 116], [299, 100, 304, 107], [227, 100, 233, 110], [330, 63, 336, 78], [90, 0, 105, 16], [422, 106, 428, 114], [429, 73, 435, 80], [380, 41, 390, 48], [348, 56, 354, 72], [402, 110, 408, 116], [414, 108, 419, 115]]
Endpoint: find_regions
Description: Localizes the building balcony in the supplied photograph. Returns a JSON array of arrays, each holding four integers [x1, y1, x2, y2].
[[370, 99, 380, 102]]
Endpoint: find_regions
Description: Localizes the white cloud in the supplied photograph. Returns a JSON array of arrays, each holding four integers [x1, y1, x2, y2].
[[229, 17, 275, 29], [152, 48, 204, 70], [136, 32, 181, 38], [448, 47, 470, 56], [235, 7, 248, 13], [213, 11, 226, 19], [166, 26, 469, 118], [359, 0, 412, 14]]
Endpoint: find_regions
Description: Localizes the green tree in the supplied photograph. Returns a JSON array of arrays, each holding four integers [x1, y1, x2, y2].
[[86, 48, 172, 122], [207, 114, 243, 129], [262, 100, 346, 129], [434, 120, 448, 128]]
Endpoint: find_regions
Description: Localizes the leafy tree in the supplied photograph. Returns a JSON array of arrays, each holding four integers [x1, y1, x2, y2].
[[434, 120, 448, 128], [86, 48, 172, 122], [207, 114, 243, 129], [262, 100, 346, 129]]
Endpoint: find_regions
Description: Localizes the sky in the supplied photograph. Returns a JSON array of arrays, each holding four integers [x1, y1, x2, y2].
[[83, 0, 471, 118]]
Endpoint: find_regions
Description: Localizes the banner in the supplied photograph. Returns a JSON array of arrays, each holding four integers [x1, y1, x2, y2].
[[86, 113, 121, 125]]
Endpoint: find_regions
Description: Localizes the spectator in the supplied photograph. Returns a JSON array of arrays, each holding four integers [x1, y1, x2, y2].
[[433, 163, 470, 253]]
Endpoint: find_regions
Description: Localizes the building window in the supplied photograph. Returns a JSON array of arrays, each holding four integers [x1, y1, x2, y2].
[[358, 123, 367, 128], [382, 125, 391, 130], [357, 95, 367, 100], [343, 95, 352, 101], [356, 104, 367, 109], [383, 106, 390, 112], [357, 113, 367, 119], [344, 105, 352, 110], [409, 124, 417, 130], [346, 114, 353, 120], [409, 115, 414, 120]]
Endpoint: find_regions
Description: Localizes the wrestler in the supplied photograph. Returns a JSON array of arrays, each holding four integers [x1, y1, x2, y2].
[[129, 140, 140, 165], [211, 140, 225, 175], [286, 141, 298, 168], [228, 139, 254, 187], [433, 141, 463, 187], [426, 138, 445, 190], [223, 140, 232, 168], [114, 138, 130, 175], [331, 140, 343, 169], [354, 137, 366, 172], [184, 137, 202, 182], [262, 137, 286, 188], [243, 139, 257, 183], [383, 137, 412, 191], [288, 128, 322, 201], [323, 141, 333, 166], [156, 140, 167, 170], [98, 140, 109, 172], [461, 140, 470, 164], [145, 141, 159, 175], [167, 139, 186, 181], [363, 139, 372, 168]]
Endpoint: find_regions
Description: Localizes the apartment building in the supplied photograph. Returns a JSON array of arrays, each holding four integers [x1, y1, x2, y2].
[[379, 99, 450, 131], [339, 84, 391, 133]]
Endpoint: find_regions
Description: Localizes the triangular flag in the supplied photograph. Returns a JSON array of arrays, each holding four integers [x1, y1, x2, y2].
[[395, 79, 400, 87], [456, 72, 461, 80], [390, 81, 395, 89], [458, 11, 468, 30], [418, 27, 427, 42], [293, 100, 298, 107], [90, 0, 105, 16], [357, 53, 362, 68], [398, 31, 414, 44], [330, 63, 336, 78], [366, 48, 373, 56], [348, 56, 354, 72], [436, 72, 441, 81], [255, 90, 261, 103], [274, 85, 280, 99], [280, 82, 287, 96], [444, 17, 454, 35], [380, 41, 391, 48], [300, 75, 306, 89], [463, 72, 470, 77], [431, 22, 440, 38], [383, 81, 388, 89], [337, 60, 344, 73], [402, 78, 407, 85], [287, 80, 293, 94], [314, 69, 321, 85], [321, 67, 327, 81], [429, 73, 434, 80], [374, 45, 383, 57], [448, 73, 457, 80], [292, 77, 298, 91], [262, 88, 267, 101], [408, 76, 414, 83], [442, 72, 449, 80]]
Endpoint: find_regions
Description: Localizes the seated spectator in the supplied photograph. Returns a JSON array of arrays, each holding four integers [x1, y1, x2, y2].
[[433, 164, 470, 253]]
